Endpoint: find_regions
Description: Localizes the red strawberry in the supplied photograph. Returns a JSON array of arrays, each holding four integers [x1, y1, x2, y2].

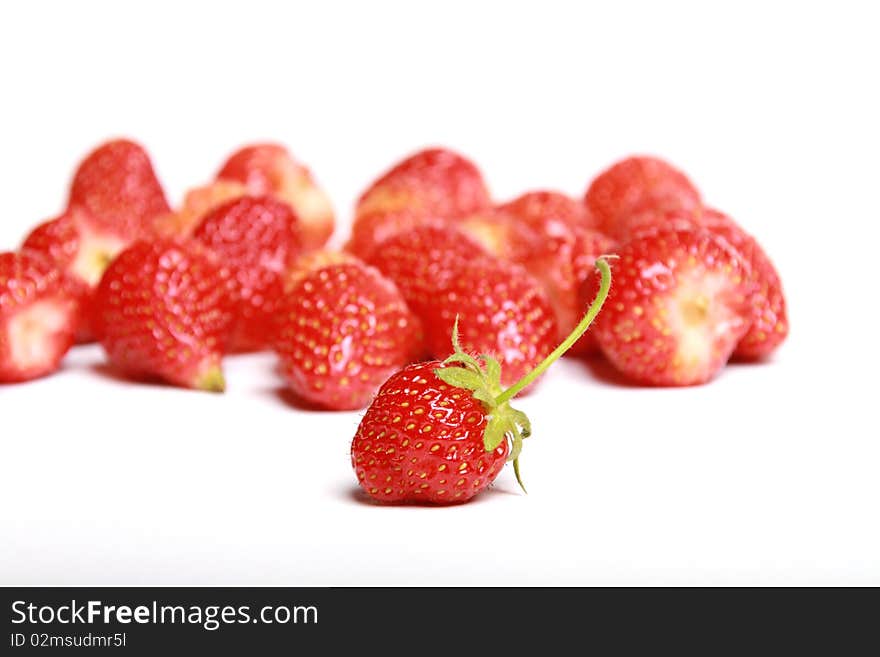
[[498, 190, 601, 232], [69, 139, 170, 238], [590, 227, 755, 385], [216, 143, 334, 249], [192, 196, 302, 352], [351, 260, 613, 504], [0, 251, 80, 383], [21, 208, 124, 342], [349, 148, 491, 257], [623, 207, 788, 359], [274, 260, 422, 410], [585, 156, 701, 240], [93, 240, 233, 391], [361, 223, 488, 320]]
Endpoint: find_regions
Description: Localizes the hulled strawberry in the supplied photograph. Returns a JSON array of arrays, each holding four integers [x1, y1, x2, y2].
[[0, 251, 80, 383], [192, 195, 302, 352], [93, 240, 233, 391], [274, 260, 422, 410], [22, 140, 170, 340], [590, 227, 755, 385], [351, 259, 613, 504], [585, 156, 701, 240], [216, 143, 334, 249], [349, 148, 491, 258], [622, 207, 788, 359], [69, 138, 171, 238]]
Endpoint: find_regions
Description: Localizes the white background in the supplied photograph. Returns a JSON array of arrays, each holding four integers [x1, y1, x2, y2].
[[1, 1, 878, 585]]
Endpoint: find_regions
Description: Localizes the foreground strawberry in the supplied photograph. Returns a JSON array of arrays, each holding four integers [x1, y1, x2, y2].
[[274, 259, 421, 410], [351, 259, 612, 504], [216, 143, 335, 249], [192, 196, 302, 352], [584, 156, 701, 240], [93, 240, 233, 391], [0, 251, 80, 383], [348, 148, 491, 257], [590, 227, 755, 385]]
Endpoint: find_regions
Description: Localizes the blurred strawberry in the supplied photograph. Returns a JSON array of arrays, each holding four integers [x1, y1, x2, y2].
[[216, 143, 334, 249], [0, 251, 80, 383], [192, 196, 303, 352], [585, 156, 701, 240]]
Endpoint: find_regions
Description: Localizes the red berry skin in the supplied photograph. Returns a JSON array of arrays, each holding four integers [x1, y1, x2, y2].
[[192, 196, 303, 352], [0, 251, 79, 383], [69, 139, 170, 239], [362, 223, 488, 321], [423, 256, 558, 389], [93, 240, 234, 391], [585, 156, 701, 240], [274, 261, 422, 410], [216, 143, 335, 250], [350, 148, 491, 257], [498, 190, 601, 232], [591, 227, 755, 386], [351, 360, 509, 504]]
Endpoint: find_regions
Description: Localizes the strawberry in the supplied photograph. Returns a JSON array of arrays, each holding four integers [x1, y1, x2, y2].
[[192, 195, 302, 352], [69, 138, 170, 238], [216, 143, 334, 249], [22, 140, 170, 341], [361, 223, 488, 320], [21, 208, 124, 342], [589, 227, 755, 385], [363, 222, 556, 387], [93, 240, 233, 391], [349, 148, 491, 257], [584, 156, 701, 240], [154, 180, 249, 238], [622, 207, 788, 359], [0, 251, 80, 383], [498, 190, 601, 232], [274, 259, 422, 410], [351, 260, 613, 504]]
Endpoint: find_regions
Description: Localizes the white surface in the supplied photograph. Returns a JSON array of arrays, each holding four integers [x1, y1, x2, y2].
[[1, 1, 878, 585]]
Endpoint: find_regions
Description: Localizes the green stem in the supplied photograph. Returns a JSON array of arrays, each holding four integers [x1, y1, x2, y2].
[[494, 256, 613, 406]]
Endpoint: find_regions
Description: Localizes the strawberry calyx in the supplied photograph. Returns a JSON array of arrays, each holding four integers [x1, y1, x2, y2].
[[434, 256, 613, 492]]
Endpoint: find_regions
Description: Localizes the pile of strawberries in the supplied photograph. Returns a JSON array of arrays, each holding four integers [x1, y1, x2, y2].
[[0, 139, 789, 503], [1, 140, 787, 402]]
